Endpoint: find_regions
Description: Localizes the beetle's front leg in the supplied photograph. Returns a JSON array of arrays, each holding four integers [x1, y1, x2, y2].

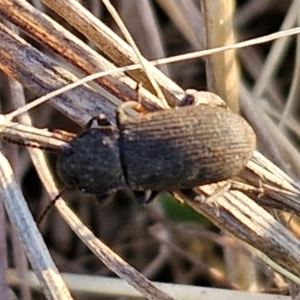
[[133, 190, 159, 205], [86, 113, 112, 129]]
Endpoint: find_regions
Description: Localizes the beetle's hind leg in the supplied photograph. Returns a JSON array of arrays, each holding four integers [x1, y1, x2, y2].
[[178, 90, 227, 108], [177, 92, 196, 107]]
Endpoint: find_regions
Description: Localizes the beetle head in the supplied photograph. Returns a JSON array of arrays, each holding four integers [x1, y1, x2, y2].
[[57, 126, 126, 198]]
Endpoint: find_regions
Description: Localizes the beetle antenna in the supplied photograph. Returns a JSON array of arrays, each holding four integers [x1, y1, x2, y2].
[[36, 188, 65, 225]]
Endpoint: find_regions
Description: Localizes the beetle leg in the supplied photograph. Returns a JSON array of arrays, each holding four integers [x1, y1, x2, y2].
[[116, 101, 142, 124], [133, 190, 158, 204], [179, 89, 227, 108], [135, 82, 143, 103], [177, 92, 196, 107]]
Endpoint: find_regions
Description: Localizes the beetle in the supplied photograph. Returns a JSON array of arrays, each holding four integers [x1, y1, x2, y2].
[[56, 92, 256, 202]]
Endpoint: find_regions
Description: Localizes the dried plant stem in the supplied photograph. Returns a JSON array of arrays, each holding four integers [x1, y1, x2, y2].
[[200, 0, 240, 112], [156, 0, 205, 49], [101, 0, 169, 108], [7, 270, 291, 300], [55, 200, 175, 300], [0, 151, 73, 299], [41, 0, 185, 105], [182, 186, 300, 280], [1, 0, 300, 296], [2, 115, 300, 283], [0, 0, 165, 112], [0, 22, 117, 125]]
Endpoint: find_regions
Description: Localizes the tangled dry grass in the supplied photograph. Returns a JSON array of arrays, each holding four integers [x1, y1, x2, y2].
[[0, 0, 300, 299]]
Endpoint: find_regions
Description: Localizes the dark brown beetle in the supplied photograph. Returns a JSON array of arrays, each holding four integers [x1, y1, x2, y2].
[[57, 94, 256, 202]]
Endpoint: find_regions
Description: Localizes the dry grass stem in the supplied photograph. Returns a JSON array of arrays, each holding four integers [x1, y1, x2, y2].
[[0, 151, 73, 299], [201, 0, 240, 112], [0, 0, 299, 299], [42, 0, 185, 106], [7, 269, 291, 300]]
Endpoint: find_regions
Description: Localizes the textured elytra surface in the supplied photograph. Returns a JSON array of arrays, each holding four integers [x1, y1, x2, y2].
[[119, 105, 256, 190]]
